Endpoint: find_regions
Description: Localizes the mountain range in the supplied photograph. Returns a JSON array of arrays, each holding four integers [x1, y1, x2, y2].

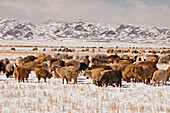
[[0, 18, 169, 45]]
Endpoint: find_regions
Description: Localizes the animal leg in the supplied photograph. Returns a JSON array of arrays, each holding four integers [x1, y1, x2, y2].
[[66, 78, 69, 84], [74, 77, 77, 84], [61, 77, 64, 84], [44, 78, 46, 82], [92, 80, 96, 84], [22, 77, 25, 83], [158, 81, 160, 86], [38, 77, 40, 83], [15, 74, 17, 80], [106, 81, 109, 87], [20, 77, 24, 82], [18, 77, 20, 83], [146, 78, 151, 84], [162, 81, 164, 86], [119, 79, 122, 87], [26, 77, 28, 82]]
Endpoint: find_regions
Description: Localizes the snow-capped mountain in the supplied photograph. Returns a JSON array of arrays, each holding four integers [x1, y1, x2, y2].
[[0, 18, 170, 45]]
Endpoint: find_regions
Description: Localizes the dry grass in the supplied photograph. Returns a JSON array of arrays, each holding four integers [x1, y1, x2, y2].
[[0, 79, 168, 113], [0, 45, 169, 113]]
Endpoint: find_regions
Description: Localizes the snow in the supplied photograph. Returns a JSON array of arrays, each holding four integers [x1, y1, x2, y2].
[[0, 39, 169, 48], [0, 72, 169, 113], [0, 40, 170, 113], [0, 18, 170, 46]]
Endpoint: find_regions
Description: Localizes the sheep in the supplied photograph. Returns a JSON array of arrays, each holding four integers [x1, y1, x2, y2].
[[65, 59, 80, 69], [90, 57, 111, 66], [36, 62, 49, 71], [14, 67, 20, 81], [106, 63, 119, 70], [15, 57, 23, 67], [35, 53, 46, 58], [55, 66, 79, 84], [23, 55, 37, 62], [73, 54, 80, 60], [152, 70, 167, 86], [95, 54, 108, 59], [14, 66, 31, 83], [119, 55, 129, 60], [91, 64, 113, 70], [33, 58, 44, 64], [158, 55, 170, 64], [35, 65, 52, 83], [83, 68, 105, 85], [97, 70, 122, 87], [60, 53, 68, 59], [5, 63, 14, 78], [21, 61, 37, 71], [122, 64, 136, 82], [79, 55, 90, 66], [2, 58, 10, 68], [134, 61, 158, 71], [132, 65, 155, 84], [108, 55, 120, 63], [33, 48, 38, 51], [167, 67, 170, 81], [0, 61, 5, 74], [11, 47, 15, 51], [115, 59, 133, 71], [51, 60, 65, 71], [51, 48, 57, 51], [79, 62, 88, 72], [19, 60, 28, 66], [52, 53, 61, 59]]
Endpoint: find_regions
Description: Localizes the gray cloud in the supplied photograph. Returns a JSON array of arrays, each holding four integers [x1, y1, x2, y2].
[[0, 0, 170, 28]]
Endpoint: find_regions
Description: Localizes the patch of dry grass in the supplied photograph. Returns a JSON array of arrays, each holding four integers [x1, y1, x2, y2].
[[0, 76, 169, 113]]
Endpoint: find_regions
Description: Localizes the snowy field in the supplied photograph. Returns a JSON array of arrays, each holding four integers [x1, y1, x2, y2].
[[0, 72, 170, 113], [0, 40, 170, 113], [0, 39, 169, 48]]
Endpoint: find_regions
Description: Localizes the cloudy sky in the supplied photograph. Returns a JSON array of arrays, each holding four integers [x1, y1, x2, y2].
[[0, 0, 170, 28]]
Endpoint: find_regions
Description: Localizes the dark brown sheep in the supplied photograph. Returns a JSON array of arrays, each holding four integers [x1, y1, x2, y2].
[[35, 66, 52, 83], [5, 63, 14, 78], [23, 55, 37, 62], [97, 70, 122, 87], [132, 65, 155, 84], [122, 64, 136, 82], [14, 66, 31, 83], [0, 61, 5, 74]]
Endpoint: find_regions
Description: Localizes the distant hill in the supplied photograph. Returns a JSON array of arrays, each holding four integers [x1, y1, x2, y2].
[[0, 18, 170, 45]]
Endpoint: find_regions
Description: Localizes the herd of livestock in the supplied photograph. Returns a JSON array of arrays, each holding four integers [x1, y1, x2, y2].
[[0, 47, 170, 87]]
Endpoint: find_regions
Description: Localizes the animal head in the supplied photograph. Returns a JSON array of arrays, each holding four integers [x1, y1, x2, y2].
[[5, 70, 10, 78], [49, 72, 53, 79], [83, 70, 91, 77]]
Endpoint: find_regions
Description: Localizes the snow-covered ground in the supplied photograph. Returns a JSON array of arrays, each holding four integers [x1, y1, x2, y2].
[[0, 39, 169, 48], [0, 40, 170, 113], [0, 72, 170, 113]]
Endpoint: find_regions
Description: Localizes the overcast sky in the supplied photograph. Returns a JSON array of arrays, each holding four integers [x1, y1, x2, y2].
[[0, 0, 170, 28]]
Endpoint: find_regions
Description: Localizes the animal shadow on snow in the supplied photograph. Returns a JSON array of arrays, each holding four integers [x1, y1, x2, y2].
[[0, 79, 6, 81], [77, 77, 91, 84], [121, 84, 130, 88]]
